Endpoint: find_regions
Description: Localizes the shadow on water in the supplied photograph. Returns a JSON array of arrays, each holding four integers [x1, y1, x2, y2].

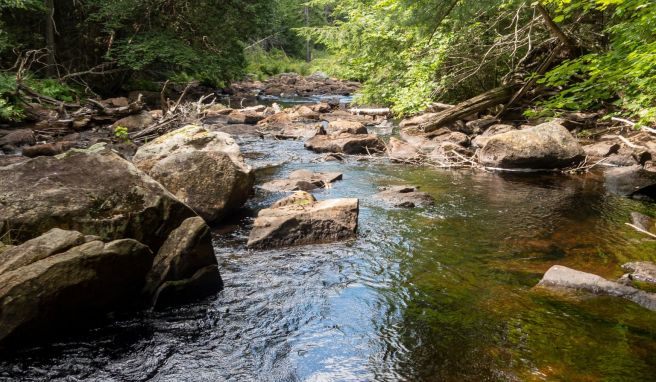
[[1, 128, 656, 381]]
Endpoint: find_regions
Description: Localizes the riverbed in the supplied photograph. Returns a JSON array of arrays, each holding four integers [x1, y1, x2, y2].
[[1, 109, 655, 381]]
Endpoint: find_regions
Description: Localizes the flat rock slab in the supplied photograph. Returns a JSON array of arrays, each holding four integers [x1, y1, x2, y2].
[[260, 170, 343, 192], [247, 198, 359, 249], [305, 133, 385, 155], [537, 265, 656, 311], [374, 186, 435, 208]]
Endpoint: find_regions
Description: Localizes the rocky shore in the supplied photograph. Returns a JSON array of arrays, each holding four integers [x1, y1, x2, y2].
[[1, 74, 656, 347]]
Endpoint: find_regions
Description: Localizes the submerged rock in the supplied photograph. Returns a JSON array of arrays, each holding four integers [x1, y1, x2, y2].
[[132, 125, 254, 222], [373, 186, 435, 208], [478, 122, 584, 169], [305, 132, 385, 155], [247, 198, 359, 248], [537, 265, 656, 311], [604, 165, 656, 202], [260, 170, 343, 192], [619, 261, 656, 286], [388, 137, 421, 163]]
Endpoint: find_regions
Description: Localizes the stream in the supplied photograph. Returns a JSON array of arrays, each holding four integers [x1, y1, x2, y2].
[[1, 100, 656, 381]]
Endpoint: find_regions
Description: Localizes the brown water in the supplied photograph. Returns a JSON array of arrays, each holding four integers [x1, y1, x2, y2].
[[1, 129, 655, 381]]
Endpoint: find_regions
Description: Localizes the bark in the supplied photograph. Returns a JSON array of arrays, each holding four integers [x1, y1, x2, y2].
[[536, 3, 576, 51], [45, 0, 56, 76], [420, 85, 515, 132]]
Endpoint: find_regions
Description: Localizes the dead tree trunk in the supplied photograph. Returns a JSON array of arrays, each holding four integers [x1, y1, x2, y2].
[[420, 85, 515, 132], [536, 3, 576, 55]]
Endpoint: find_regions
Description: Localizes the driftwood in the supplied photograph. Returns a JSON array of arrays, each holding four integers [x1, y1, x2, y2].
[[349, 108, 390, 116], [420, 85, 515, 132]]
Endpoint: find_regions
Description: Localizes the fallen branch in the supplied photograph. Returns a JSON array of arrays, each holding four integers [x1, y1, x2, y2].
[[626, 223, 656, 239], [350, 108, 390, 116]]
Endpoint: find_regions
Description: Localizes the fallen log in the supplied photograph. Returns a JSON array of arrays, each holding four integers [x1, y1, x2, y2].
[[349, 108, 390, 116], [420, 85, 515, 132]]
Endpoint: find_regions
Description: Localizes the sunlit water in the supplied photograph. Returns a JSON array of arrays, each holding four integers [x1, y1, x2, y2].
[[1, 122, 656, 381]]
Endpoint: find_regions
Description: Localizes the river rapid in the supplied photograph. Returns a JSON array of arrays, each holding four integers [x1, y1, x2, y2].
[[1, 100, 656, 381]]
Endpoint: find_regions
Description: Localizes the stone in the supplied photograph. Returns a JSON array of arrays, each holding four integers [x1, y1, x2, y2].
[[112, 111, 154, 132], [464, 117, 499, 135], [151, 265, 222, 309], [478, 122, 585, 169], [0, 144, 196, 249], [620, 262, 656, 286], [582, 141, 621, 159], [145, 217, 221, 307], [305, 133, 385, 155], [270, 191, 316, 208], [374, 186, 435, 208], [227, 110, 265, 125], [537, 265, 656, 311], [604, 165, 656, 202], [247, 198, 359, 248], [0, 228, 86, 275], [132, 125, 254, 222], [0, 238, 153, 344], [399, 113, 438, 129], [0, 129, 35, 148], [260, 170, 343, 192], [388, 137, 421, 162], [22, 141, 76, 158], [103, 97, 130, 108], [328, 120, 368, 135], [471, 124, 517, 148]]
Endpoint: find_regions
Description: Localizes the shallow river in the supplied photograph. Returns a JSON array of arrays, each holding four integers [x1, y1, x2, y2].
[[1, 118, 656, 381]]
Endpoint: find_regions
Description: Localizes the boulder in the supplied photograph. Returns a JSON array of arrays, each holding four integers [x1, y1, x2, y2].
[[537, 265, 656, 311], [604, 165, 656, 202], [464, 117, 499, 135], [471, 124, 517, 148], [260, 170, 343, 192], [0, 238, 153, 344], [112, 111, 154, 132], [328, 120, 368, 135], [270, 191, 316, 208], [247, 198, 359, 248], [582, 141, 621, 159], [388, 137, 421, 162], [227, 110, 265, 125], [145, 217, 221, 308], [305, 133, 385, 155], [478, 122, 585, 169], [373, 186, 435, 208], [0, 129, 35, 149], [0, 144, 196, 248], [132, 125, 254, 222]]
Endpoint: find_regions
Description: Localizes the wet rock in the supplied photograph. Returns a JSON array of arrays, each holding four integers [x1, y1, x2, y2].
[[150, 265, 221, 309], [292, 105, 321, 121], [145, 217, 221, 308], [273, 123, 323, 140], [0, 237, 153, 344], [604, 165, 656, 202], [310, 102, 331, 113], [112, 111, 154, 132], [305, 132, 385, 155], [260, 170, 343, 192], [258, 112, 293, 125], [22, 141, 76, 158], [478, 122, 585, 169], [247, 198, 359, 248], [132, 125, 254, 222], [213, 123, 262, 137], [327, 120, 368, 135], [388, 137, 421, 162], [619, 262, 656, 286], [0, 143, 196, 248], [374, 186, 434, 208], [270, 191, 316, 208], [537, 265, 656, 311], [471, 124, 517, 148], [464, 117, 499, 135]]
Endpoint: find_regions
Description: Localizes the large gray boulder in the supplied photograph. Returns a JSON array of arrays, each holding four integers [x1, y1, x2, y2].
[[478, 122, 584, 169], [132, 125, 254, 222], [537, 265, 656, 311], [247, 198, 359, 248], [0, 144, 196, 248], [0, 237, 153, 344]]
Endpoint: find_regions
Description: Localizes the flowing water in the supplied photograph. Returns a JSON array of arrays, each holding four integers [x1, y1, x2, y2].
[[1, 118, 656, 381]]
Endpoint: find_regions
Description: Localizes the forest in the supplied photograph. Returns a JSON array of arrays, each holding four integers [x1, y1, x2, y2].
[[1, 1, 656, 381], [0, 0, 654, 123]]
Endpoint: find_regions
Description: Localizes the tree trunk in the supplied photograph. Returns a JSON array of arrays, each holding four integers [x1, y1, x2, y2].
[[419, 85, 515, 132], [45, 0, 56, 76], [535, 3, 576, 52], [304, 5, 311, 62]]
